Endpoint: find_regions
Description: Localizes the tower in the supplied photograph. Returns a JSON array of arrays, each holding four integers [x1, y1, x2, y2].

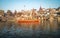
[[39, 6, 44, 14]]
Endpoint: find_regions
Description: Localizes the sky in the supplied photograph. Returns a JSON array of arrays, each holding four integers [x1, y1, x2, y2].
[[0, 0, 60, 11]]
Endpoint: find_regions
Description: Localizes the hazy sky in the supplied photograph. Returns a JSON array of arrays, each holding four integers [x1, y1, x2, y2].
[[0, 0, 60, 11]]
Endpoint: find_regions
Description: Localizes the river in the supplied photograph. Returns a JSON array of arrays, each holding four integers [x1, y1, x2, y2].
[[0, 18, 60, 38]]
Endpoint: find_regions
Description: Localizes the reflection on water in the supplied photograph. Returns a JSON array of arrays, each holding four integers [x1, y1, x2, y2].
[[0, 19, 60, 38]]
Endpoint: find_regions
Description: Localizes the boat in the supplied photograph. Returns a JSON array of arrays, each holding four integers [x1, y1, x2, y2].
[[17, 19, 40, 24]]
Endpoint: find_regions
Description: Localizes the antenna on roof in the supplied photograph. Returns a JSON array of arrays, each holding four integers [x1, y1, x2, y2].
[[24, 5, 26, 10]]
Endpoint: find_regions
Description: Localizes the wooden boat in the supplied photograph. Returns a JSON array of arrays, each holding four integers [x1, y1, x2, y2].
[[17, 19, 40, 24]]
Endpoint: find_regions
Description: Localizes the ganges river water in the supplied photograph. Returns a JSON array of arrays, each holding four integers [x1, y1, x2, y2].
[[0, 18, 60, 38]]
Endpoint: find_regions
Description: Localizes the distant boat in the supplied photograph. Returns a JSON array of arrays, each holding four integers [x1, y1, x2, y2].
[[17, 19, 40, 24]]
